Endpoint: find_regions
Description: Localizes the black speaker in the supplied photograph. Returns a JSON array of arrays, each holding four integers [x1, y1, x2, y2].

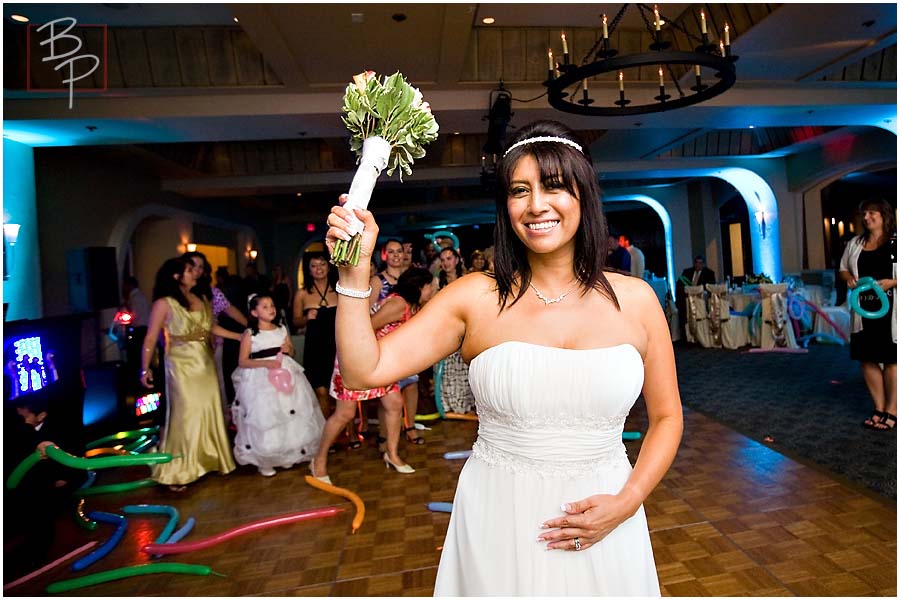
[[66, 247, 119, 312]]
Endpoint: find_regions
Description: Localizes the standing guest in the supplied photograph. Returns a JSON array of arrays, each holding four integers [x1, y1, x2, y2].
[[606, 233, 631, 274], [468, 249, 489, 273], [140, 257, 240, 491], [620, 234, 646, 279], [122, 275, 151, 378], [839, 198, 897, 430], [483, 246, 496, 272], [270, 265, 293, 323], [437, 247, 475, 415], [183, 251, 248, 419], [122, 275, 150, 328], [292, 253, 339, 422], [438, 247, 465, 287], [325, 120, 682, 595], [311, 268, 437, 483], [231, 294, 324, 476], [370, 239, 405, 306]]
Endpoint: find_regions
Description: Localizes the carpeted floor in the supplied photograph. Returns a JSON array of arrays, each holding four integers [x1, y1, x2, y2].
[[674, 343, 897, 499]]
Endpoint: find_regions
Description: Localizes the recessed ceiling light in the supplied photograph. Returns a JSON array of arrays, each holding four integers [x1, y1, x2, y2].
[[748, 125, 755, 129], [453, 131, 460, 135], [233, 17, 239, 23], [296, 192, 303, 197], [482, 17, 495, 25], [10, 14, 29, 23]]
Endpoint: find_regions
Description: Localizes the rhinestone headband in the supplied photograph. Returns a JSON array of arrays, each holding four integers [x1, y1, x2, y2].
[[503, 136, 583, 158]]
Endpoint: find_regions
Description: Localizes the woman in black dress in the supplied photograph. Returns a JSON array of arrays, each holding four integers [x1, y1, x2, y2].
[[292, 253, 338, 419], [839, 198, 897, 430]]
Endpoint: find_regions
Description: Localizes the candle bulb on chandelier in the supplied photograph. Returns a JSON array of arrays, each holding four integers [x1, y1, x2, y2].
[[582, 77, 588, 92], [654, 6, 661, 30], [720, 40, 725, 55], [694, 64, 701, 76], [618, 71, 624, 91], [561, 32, 568, 55], [547, 48, 554, 78], [658, 66, 664, 86], [724, 24, 730, 46], [602, 15, 608, 39], [700, 10, 707, 34]]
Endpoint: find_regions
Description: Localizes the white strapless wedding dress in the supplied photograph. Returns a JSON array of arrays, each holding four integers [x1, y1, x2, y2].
[[433, 341, 660, 596]]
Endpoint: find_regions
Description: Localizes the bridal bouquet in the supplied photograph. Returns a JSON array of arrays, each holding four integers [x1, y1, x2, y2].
[[331, 70, 440, 266]]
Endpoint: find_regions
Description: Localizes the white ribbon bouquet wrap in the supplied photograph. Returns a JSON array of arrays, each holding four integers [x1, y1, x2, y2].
[[331, 71, 440, 266]]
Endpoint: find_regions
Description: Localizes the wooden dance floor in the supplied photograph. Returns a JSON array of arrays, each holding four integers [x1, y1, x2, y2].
[[5, 405, 896, 596]]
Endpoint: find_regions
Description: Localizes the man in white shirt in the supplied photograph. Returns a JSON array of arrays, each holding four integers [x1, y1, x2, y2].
[[619, 234, 645, 279]]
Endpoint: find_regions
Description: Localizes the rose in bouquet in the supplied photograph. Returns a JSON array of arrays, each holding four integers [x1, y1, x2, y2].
[[331, 70, 440, 266]]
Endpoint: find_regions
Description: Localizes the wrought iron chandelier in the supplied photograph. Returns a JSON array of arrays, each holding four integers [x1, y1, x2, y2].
[[544, 4, 738, 116]]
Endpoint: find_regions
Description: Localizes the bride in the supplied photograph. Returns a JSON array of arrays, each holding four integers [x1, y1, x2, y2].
[[324, 120, 683, 596]]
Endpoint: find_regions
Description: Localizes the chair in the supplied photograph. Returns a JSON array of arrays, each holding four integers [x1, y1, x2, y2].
[[684, 285, 714, 347], [758, 283, 799, 350], [706, 284, 750, 349]]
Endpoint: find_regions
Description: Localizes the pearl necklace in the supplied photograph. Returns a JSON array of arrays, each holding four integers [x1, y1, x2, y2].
[[529, 282, 573, 305]]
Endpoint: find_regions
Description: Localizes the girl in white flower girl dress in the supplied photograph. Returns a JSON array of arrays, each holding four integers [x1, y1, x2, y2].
[[231, 294, 325, 476]]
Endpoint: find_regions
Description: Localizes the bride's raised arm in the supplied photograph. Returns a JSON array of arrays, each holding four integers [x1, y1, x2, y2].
[[325, 199, 469, 389]]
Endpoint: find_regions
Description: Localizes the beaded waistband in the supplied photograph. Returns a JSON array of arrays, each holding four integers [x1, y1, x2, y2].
[[471, 438, 629, 478]]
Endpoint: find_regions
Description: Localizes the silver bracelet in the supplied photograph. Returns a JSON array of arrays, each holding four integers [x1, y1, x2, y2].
[[335, 282, 372, 299]]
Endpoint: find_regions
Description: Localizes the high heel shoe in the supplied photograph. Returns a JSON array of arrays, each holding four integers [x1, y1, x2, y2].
[[383, 452, 415, 474], [404, 426, 425, 445], [309, 459, 332, 485]]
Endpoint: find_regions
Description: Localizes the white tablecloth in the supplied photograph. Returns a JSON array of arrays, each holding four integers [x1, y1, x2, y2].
[[813, 305, 851, 341], [728, 292, 758, 312]]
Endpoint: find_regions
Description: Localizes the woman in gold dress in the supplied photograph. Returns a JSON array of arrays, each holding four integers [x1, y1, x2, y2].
[[140, 257, 241, 491]]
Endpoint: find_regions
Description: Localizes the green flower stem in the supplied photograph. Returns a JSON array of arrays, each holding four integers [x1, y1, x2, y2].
[[331, 234, 363, 267]]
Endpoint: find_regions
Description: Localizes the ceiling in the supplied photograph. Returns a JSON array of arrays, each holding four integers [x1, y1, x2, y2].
[[2, 3, 897, 230]]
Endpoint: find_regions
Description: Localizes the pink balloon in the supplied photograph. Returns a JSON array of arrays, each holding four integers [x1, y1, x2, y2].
[[141, 507, 344, 555], [267, 368, 294, 394]]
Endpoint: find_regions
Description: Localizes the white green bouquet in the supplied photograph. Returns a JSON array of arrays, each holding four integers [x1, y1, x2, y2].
[[331, 70, 440, 266]]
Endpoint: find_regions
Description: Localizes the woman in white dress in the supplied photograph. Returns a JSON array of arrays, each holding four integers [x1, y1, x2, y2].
[[325, 120, 683, 596]]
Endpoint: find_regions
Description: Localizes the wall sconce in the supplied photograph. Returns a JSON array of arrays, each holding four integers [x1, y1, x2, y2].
[[249, 249, 258, 261], [754, 211, 767, 239], [4, 223, 21, 247], [186, 243, 197, 252]]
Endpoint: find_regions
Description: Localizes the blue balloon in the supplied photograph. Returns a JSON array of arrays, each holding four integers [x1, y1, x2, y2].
[[443, 450, 472, 460], [427, 502, 453, 513], [849, 277, 890, 319], [73, 512, 127, 571]]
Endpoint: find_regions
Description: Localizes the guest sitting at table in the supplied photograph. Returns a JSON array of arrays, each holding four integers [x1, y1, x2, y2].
[[676, 255, 716, 340]]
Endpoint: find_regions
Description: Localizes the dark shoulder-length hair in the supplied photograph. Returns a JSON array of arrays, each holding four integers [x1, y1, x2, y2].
[[152, 257, 191, 309], [182, 250, 213, 300], [438, 247, 465, 288], [492, 119, 619, 311], [302, 251, 337, 293], [393, 267, 434, 308], [858, 198, 897, 244]]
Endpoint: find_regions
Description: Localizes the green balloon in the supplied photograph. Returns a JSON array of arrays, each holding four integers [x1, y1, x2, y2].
[[5, 451, 42, 489], [48, 445, 172, 470], [86, 427, 160, 450], [46, 562, 224, 594]]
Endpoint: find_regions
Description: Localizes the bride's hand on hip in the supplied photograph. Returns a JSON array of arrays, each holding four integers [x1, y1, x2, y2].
[[325, 194, 379, 268], [538, 494, 634, 551]]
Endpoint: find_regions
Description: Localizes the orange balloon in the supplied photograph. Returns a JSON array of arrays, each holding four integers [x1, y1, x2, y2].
[[304, 475, 366, 533], [84, 447, 128, 458], [444, 412, 478, 421]]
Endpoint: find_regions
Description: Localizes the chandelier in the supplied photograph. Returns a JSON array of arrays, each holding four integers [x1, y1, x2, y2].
[[544, 4, 738, 116]]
